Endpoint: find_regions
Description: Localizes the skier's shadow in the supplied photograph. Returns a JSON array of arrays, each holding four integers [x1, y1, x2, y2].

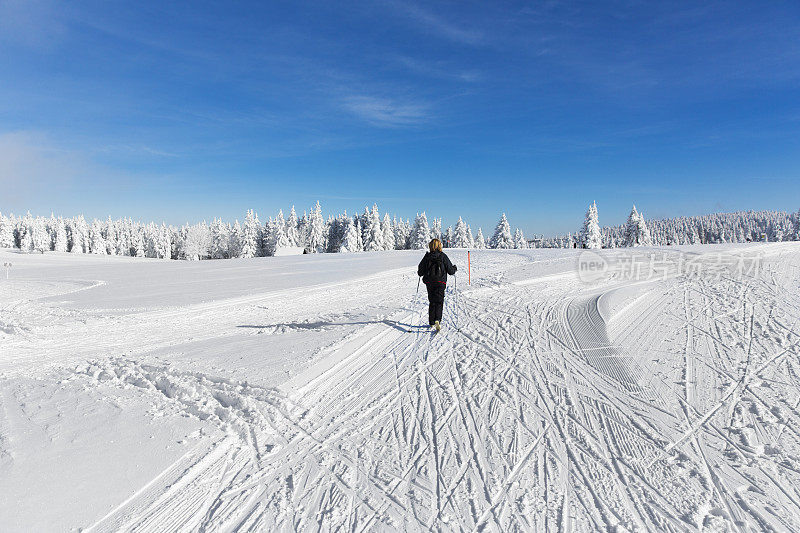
[[237, 320, 419, 333]]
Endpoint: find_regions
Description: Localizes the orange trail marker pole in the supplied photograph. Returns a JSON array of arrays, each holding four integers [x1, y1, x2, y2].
[[468, 251, 471, 285]]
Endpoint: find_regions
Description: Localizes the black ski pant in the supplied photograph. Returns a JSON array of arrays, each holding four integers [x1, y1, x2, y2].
[[425, 282, 446, 325]]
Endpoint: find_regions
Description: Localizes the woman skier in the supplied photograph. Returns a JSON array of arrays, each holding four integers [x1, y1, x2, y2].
[[417, 238, 457, 331]]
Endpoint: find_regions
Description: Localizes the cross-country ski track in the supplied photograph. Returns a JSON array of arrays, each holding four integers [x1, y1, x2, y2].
[[2, 244, 800, 531]]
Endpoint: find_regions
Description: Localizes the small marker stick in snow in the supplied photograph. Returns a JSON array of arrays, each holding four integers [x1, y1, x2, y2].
[[467, 251, 471, 285]]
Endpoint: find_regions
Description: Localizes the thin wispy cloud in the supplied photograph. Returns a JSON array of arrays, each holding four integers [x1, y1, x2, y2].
[[343, 96, 429, 127], [393, 55, 480, 83], [383, 1, 483, 46]]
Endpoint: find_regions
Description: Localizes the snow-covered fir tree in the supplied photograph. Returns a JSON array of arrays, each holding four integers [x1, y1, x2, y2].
[[453, 217, 470, 248], [624, 205, 652, 247], [381, 213, 395, 251], [580, 201, 602, 249], [355, 219, 364, 251], [0, 213, 14, 248], [229, 220, 243, 258], [490, 214, 514, 249], [286, 206, 300, 247], [104, 217, 117, 255], [365, 205, 384, 252], [182, 223, 211, 260], [340, 217, 360, 253], [133, 227, 145, 257], [359, 207, 372, 248], [269, 212, 293, 254], [54, 217, 68, 252], [155, 224, 171, 259], [71, 216, 88, 253], [474, 228, 486, 249], [210, 218, 230, 259], [239, 210, 260, 258], [115, 219, 130, 256], [325, 214, 345, 253], [30, 216, 49, 253], [308, 202, 326, 252], [393, 218, 410, 250], [514, 228, 526, 249], [410, 213, 431, 249], [89, 220, 106, 254], [431, 217, 442, 243]]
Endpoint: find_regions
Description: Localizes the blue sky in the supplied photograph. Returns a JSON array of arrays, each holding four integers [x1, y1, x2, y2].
[[1, 0, 799, 236]]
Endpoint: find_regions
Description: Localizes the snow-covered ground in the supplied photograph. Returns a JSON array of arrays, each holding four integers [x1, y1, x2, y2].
[[2, 243, 800, 531]]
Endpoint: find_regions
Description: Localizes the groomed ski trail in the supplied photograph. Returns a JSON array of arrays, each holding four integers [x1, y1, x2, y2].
[[60, 246, 800, 531]]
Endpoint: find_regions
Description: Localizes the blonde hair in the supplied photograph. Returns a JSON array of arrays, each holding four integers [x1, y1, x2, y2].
[[428, 238, 442, 252]]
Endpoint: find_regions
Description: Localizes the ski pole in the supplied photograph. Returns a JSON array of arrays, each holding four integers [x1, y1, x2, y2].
[[453, 272, 457, 330], [416, 276, 422, 328]]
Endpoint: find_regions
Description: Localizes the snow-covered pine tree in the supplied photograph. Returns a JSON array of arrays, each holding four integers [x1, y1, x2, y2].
[[308, 201, 326, 252], [239, 209, 260, 258], [115, 219, 130, 256], [490, 214, 514, 249], [156, 223, 171, 259], [54, 217, 68, 252], [466, 224, 475, 247], [638, 210, 652, 246], [276, 211, 293, 252], [0, 213, 14, 248], [325, 214, 344, 253], [795, 208, 800, 240], [286, 206, 300, 247], [229, 220, 243, 258], [453, 217, 469, 248], [105, 217, 117, 255], [133, 226, 145, 257], [410, 212, 431, 249], [474, 228, 486, 249], [89, 220, 106, 254], [31, 216, 49, 253], [359, 207, 371, 248], [514, 228, 526, 249], [47, 215, 57, 250], [71, 216, 88, 253], [624, 206, 640, 247], [209, 218, 229, 259], [183, 223, 211, 260], [18, 212, 33, 252], [365, 205, 383, 251], [263, 218, 277, 256], [144, 222, 159, 257], [624, 205, 652, 247], [381, 213, 395, 250], [340, 217, 360, 253], [580, 201, 602, 249], [297, 211, 310, 250], [431, 217, 442, 243], [355, 219, 364, 251], [393, 217, 410, 250]]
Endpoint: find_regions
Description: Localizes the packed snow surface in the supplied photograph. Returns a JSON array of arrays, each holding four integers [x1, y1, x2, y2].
[[1, 244, 800, 531]]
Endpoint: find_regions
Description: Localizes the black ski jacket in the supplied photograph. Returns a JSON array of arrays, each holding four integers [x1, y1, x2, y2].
[[418, 251, 457, 285]]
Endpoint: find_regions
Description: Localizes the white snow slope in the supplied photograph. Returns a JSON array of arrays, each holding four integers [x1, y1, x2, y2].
[[1, 243, 800, 531]]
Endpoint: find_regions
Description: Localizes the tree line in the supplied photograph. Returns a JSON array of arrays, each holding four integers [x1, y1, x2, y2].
[[3, 203, 797, 259], [0, 204, 527, 259], [564, 203, 800, 249]]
